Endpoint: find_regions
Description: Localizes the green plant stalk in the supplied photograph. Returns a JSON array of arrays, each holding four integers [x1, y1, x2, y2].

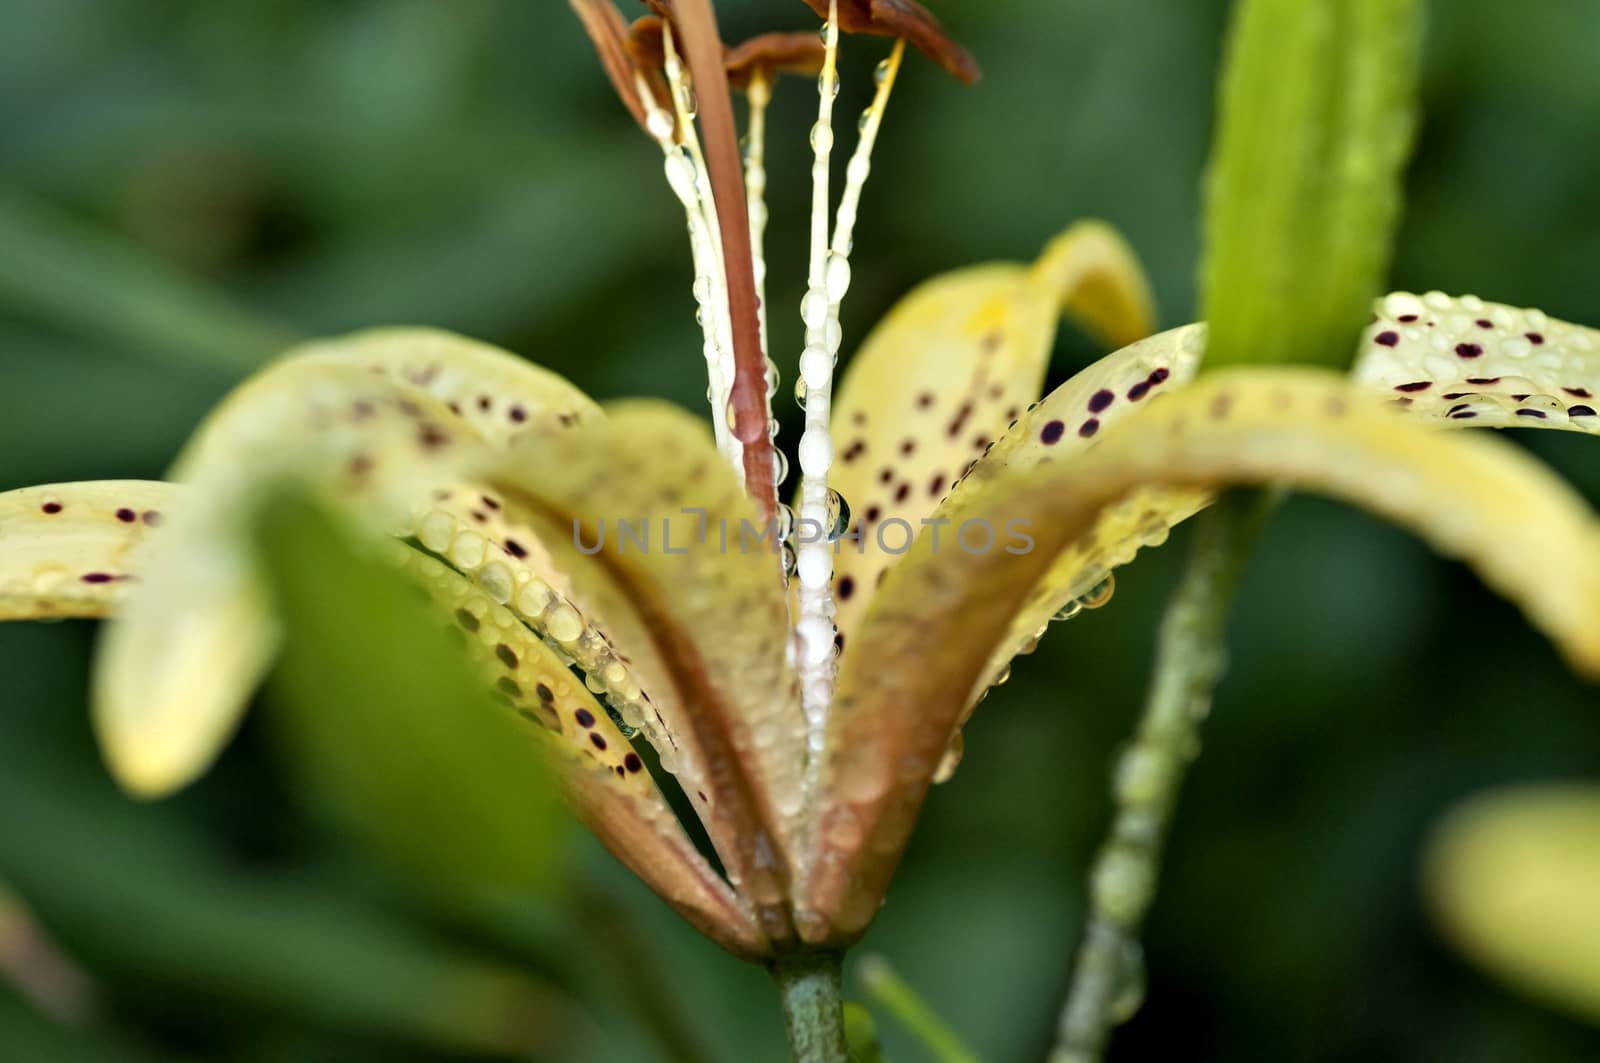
[[859, 955, 984, 1063], [1049, 490, 1275, 1063], [773, 952, 849, 1063]]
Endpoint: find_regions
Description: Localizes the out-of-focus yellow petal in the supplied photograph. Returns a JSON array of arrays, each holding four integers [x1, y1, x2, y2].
[[1426, 785, 1600, 1026], [95, 329, 597, 798], [1354, 292, 1600, 431], [804, 368, 1600, 943], [493, 400, 805, 942], [399, 548, 766, 959], [824, 221, 1154, 656], [0, 481, 178, 619]]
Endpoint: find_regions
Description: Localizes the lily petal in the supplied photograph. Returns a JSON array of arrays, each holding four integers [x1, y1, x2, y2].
[[96, 329, 597, 797], [805, 367, 1600, 941], [800, 0, 980, 85], [0, 481, 177, 619], [406, 482, 740, 880], [1354, 292, 1600, 430], [492, 401, 806, 940], [827, 221, 1154, 659], [399, 547, 766, 959]]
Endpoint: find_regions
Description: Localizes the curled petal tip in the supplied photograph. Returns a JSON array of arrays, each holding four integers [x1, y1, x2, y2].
[[801, 0, 980, 84]]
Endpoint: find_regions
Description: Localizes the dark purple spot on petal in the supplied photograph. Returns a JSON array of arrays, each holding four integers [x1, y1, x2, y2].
[[1466, 377, 1502, 385], [624, 753, 643, 773], [929, 474, 946, 497], [1127, 381, 1150, 401], [482, 495, 501, 510], [1150, 367, 1170, 384], [1088, 389, 1115, 413], [1517, 409, 1548, 419], [81, 572, 117, 584], [1375, 331, 1399, 347], [1476, 319, 1494, 329], [1079, 418, 1100, 438], [142, 510, 162, 526], [1039, 420, 1066, 445], [877, 468, 894, 485], [894, 482, 911, 503], [916, 392, 935, 410], [115, 508, 136, 523], [455, 609, 479, 631], [504, 539, 527, 559], [864, 505, 882, 524], [1455, 343, 1483, 359], [589, 732, 607, 750], [477, 395, 492, 410], [838, 575, 856, 600], [1569, 405, 1596, 417], [1526, 332, 1545, 345], [1398, 314, 1419, 323], [899, 439, 916, 457], [509, 405, 527, 423], [1450, 411, 1479, 420], [852, 410, 868, 426], [1564, 387, 1594, 399], [574, 708, 596, 728], [1394, 381, 1432, 393], [496, 644, 518, 668], [41, 502, 62, 514], [1446, 403, 1470, 416], [536, 683, 555, 702]]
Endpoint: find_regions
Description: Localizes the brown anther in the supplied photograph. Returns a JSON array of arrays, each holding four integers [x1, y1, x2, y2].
[[725, 32, 827, 91], [800, 0, 979, 84]]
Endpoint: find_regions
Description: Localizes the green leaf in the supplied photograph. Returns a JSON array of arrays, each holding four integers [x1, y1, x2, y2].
[[1201, 0, 1422, 370], [857, 955, 984, 1063], [844, 1001, 887, 1063], [257, 492, 570, 895], [0, 187, 296, 375]]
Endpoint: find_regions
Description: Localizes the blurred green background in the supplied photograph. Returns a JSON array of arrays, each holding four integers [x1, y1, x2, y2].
[[2, 0, 1599, 1059]]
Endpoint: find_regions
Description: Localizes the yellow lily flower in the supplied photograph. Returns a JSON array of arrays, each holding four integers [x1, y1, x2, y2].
[[2, 3, 1600, 1059]]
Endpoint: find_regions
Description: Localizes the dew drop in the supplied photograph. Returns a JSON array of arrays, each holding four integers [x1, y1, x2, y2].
[[874, 58, 893, 84], [824, 254, 852, 301], [825, 489, 851, 541]]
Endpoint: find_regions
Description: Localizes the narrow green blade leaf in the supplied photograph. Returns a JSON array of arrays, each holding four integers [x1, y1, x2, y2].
[[257, 493, 569, 894], [1202, 0, 1422, 370]]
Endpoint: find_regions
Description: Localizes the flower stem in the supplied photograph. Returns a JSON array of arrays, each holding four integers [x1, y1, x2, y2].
[[772, 951, 849, 1063], [1049, 489, 1275, 1063]]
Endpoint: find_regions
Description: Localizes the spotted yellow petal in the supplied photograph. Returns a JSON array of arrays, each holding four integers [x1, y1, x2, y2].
[[493, 400, 805, 940], [398, 547, 765, 959], [824, 221, 1155, 654], [0, 481, 178, 620], [96, 329, 597, 797], [403, 482, 737, 879], [1354, 292, 1600, 430], [1426, 785, 1600, 1026], [804, 367, 1600, 942]]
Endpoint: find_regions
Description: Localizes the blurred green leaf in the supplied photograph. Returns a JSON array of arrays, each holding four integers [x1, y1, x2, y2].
[[0, 188, 296, 375], [0, 743, 576, 1057], [844, 1002, 886, 1063], [1201, 0, 1421, 369], [1426, 785, 1600, 1027], [858, 955, 984, 1063], [258, 492, 571, 896]]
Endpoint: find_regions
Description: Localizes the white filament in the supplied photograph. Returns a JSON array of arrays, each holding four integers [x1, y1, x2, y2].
[[641, 32, 744, 477], [794, 2, 843, 756]]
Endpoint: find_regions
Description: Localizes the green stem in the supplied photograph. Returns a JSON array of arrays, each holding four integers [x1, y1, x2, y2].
[[858, 954, 983, 1063], [1049, 490, 1275, 1063], [772, 952, 849, 1063]]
